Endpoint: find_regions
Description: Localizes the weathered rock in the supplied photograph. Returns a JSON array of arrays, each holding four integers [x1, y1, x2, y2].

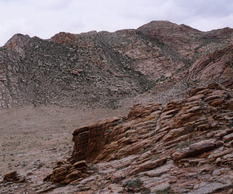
[[163, 127, 187, 142], [44, 159, 92, 185], [1, 171, 25, 183], [49, 166, 68, 183], [73, 160, 88, 171], [189, 182, 232, 194], [188, 45, 233, 86], [126, 103, 162, 121], [172, 139, 217, 162], [64, 170, 82, 184], [129, 158, 167, 175], [223, 133, 233, 142], [39, 83, 233, 193], [142, 163, 174, 177], [71, 117, 120, 163]]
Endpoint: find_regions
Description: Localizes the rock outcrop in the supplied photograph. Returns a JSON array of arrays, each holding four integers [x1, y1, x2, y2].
[[44, 83, 233, 193], [1, 171, 25, 183], [188, 45, 233, 86], [43, 160, 90, 185]]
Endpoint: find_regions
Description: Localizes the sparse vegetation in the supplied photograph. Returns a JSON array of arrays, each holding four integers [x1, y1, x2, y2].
[[125, 178, 143, 188], [199, 101, 205, 107], [89, 164, 98, 170], [38, 163, 43, 169], [156, 186, 175, 194], [175, 141, 190, 148], [143, 189, 152, 194]]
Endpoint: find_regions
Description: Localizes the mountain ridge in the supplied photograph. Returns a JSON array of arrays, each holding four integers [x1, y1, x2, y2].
[[0, 20, 233, 110]]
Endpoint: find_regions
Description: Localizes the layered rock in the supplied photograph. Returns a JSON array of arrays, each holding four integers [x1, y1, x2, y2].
[[43, 160, 90, 185], [1, 171, 25, 183], [71, 116, 121, 163], [188, 45, 233, 86], [44, 83, 233, 193]]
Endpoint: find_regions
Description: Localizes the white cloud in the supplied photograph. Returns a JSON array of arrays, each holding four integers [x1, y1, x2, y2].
[[28, 0, 73, 10], [189, 14, 233, 31], [0, 0, 233, 46]]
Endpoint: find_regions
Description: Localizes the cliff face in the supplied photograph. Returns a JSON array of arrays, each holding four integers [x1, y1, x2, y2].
[[0, 21, 233, 109]]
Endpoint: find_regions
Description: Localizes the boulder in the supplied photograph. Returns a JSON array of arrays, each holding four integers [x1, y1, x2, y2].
[[2, 171, 25, 183]]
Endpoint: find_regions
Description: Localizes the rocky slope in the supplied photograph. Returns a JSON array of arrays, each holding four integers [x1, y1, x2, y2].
[[1, 82, 232, 193], [0, 21, 233, 109], [44, 83, 233, 194], [1, 21, 233, 193]]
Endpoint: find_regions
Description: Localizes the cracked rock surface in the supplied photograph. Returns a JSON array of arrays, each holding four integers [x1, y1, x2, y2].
[[38, 83, 233, 194]]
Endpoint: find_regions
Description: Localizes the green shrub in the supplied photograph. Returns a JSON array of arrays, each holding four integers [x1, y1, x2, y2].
[[156, 186, 175, 194], [125, 178, 143, 188]]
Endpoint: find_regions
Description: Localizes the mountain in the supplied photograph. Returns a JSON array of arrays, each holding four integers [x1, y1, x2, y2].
[[0, 21, 233, 193], [0, 21, 233, 109]]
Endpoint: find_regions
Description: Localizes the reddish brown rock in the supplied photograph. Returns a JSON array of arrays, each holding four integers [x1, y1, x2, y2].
[[2, 171, 25, 183], [126, 103, 162, 121], [64, 170, 82, 184], [129, 158, 167, 175], [3, 34, 30, 53], [49, 166, 68, 183], [43, 84, 233, 193], [50, 32, 78, 45], [188, 46, 233, 85], [163, 127, 186, 142], [71, 117, 120, 163], [188, 87, 208, 97], [223, 99, 233, 110], [44, 160, 91, 185], [223, 133, 233, 143], [172, 139, 217, 162], [73, 160, 88, 171]]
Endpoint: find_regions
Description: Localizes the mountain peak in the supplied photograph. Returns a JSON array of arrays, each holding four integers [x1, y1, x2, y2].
[[50, 32, 78, 45], [4, 34, 31, 52]]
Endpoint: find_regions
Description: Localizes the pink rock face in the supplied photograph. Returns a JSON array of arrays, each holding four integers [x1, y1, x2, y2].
[[4, 34, 30, 52], [188, 45, 233, 85], [50, 32, 78, 45]]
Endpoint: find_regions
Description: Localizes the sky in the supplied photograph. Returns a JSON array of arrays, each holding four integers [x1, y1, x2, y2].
[[0, 0, 233, 46]]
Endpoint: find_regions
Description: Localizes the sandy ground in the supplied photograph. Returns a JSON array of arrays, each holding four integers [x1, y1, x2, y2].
[[0, 105, 129, 184]]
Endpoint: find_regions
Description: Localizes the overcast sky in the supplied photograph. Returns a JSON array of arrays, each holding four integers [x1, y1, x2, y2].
[[0, 0, 233, 46]]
